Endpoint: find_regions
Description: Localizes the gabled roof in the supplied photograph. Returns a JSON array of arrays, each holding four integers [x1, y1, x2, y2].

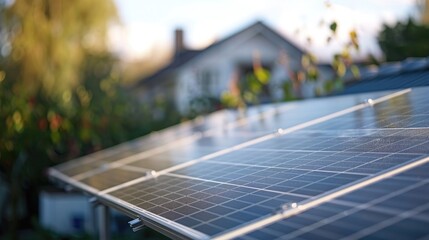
[[136, 50, 201, 88], [339, 57, 429, 95], [136, 21, 306, 88]]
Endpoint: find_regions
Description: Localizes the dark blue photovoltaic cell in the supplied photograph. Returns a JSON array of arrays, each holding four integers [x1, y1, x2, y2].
[[56, 148, 144, 177], [109, 175, 307, 236], [304, 87, 429, 131], [237, 162, 429, 240], [124, 132, 265, 171], [228, 90, 395, 133], [204, 147, 425, 174], [79, 167, 146, 190], [171, 161, 366, 196], [126, 146, 223, 171], [249, 130, 429, 155]]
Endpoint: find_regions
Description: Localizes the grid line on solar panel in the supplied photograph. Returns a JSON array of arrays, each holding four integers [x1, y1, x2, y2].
[[279, 128, 429, 139], [72, 164, 151, 182], [203, 104, 297, 134], [57, 89, 408, 179], [96, 90, 414, 195], [310, 193, 428, 238], [105, 175, 308, 236], [204, 160, 369, 176], [213, 156, 429, 240], [168, 149, 425, 199], [55, 90, 409, 182], [48, 168, 100, 195], [203, 148, 425, 175], [170, 161, 368, 196], [49, 88, 423, 239], [330, 180, 429, 219], [54, 102, 299, 179], [165, 173, 310, 198], [55, 144, 155, 177], [63, 133, 203, 179], [103, 151, 428, 237], [78, 167, 147, 191], [302, 115, 429, 130], [97, 93, 418, 197], [65, 131, 265, 183], [300, 92, 429, 131], [97, 131, 280, 194], [236, 163, 429, 240], [54, 124, 211, 172], [247, 129, 429, 156], [58, 126, 278, 179], [216, 90, 401, 134]]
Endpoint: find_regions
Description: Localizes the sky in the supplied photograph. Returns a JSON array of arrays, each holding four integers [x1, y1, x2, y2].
[[110, 0, 418, 62]]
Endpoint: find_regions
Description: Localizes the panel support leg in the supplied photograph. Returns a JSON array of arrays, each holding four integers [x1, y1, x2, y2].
[[91, 202, 98, 239], [99, 204, 111, 240]]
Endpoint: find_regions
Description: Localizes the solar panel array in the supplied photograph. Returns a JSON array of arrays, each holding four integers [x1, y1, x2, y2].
[[238, 161, 429, 240], [49, 87, 429, 239]]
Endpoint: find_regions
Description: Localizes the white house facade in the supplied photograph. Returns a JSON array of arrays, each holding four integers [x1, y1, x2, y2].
[[135, 21, 334, 115]]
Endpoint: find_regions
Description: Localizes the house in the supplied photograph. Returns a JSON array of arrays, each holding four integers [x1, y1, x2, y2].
[[134, 21, 335, 115]]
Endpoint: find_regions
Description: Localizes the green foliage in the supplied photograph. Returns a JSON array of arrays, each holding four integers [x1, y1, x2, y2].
[[329, 21, 338, 34], [221, 91, 244, 109], [0, 1, 180, 238], [242, 67, 271, 104], [220, 65, 271, 109], [0, 50, 155, 235], [254, 67, 270, 84], [282, 82, 297, 101], [349, 30, 359, 51], [321, 26, 360, 95], [323, 78, 343, 93], [378, 18, 429, 61], [1, 0, 117, 96], [300, 54, 319, 81], [351, 64, 360, 78]]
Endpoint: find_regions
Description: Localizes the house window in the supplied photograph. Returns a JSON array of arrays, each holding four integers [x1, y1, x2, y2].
[[198, 69, 218, 95]]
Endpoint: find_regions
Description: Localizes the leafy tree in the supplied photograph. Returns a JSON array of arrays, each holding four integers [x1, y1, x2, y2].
[[378, 18, 429, 61], [0, 1, 160, 239], [1, 0, 117, 96], [278, 21, 361, 100]]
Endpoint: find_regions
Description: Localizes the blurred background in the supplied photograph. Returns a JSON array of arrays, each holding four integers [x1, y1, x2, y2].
[[1, 0, 428, 239]]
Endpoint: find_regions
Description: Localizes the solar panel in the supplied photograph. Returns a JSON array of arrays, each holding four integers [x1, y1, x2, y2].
[[235, 161, 429, 240], [48, 87, 429, 239], [106, 175, 307, 236], [52, 90, 394, 181]]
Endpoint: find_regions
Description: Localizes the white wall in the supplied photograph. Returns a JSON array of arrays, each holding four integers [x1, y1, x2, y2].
[[175, 31, 303, 114], [135, 24, 339, 115], [40, 191, 93, 234]]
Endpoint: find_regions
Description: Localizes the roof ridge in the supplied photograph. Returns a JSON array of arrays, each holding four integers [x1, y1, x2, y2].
[[135, 20, 305, 87]]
